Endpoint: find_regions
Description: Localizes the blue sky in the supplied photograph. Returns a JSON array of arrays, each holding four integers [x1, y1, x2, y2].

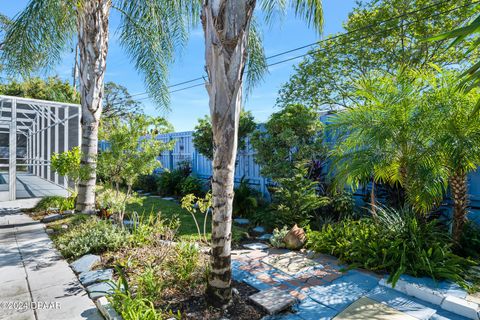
[[2, 1, 356, 131]]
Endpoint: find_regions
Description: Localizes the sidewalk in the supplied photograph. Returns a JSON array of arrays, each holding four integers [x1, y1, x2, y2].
[[0, 206, 102, 320]]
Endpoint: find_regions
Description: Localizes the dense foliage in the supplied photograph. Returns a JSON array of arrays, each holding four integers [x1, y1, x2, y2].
[[277, 0, 478, 109], [0, 77, 79, 103], [306, 206, 474, 287], [192, 110, 256, 160], [55, 217, 130, 259], [251, 104, 325, 181]]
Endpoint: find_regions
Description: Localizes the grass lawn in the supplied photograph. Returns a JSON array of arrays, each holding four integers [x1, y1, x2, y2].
[[126, 196, 248, 242]]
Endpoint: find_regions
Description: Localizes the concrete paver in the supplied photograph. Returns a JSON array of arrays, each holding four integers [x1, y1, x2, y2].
[[232, 249, 472, 320], [0, 209, 102, 320]]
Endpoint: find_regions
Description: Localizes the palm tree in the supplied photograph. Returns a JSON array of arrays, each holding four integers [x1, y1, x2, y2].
[[329, 70, 446, 214], [1, 0, 198, 212], [200, 0, 323, 306], [424, 70, 480, 243]]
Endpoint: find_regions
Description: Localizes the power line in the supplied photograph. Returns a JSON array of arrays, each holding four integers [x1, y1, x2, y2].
[[115, 0, 479, 104]]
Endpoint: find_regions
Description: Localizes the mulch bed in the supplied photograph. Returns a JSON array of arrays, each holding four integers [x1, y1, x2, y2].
[[166, 281, 266, 320]]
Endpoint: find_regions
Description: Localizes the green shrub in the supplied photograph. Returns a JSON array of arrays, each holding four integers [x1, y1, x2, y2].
[[129, 212, 180, 247], [272, 165, 329, 227], [459, 222, 480, 259], [330, 191, 355, 218], [270, 226, 289, 248], [108, 268, 179, 320], [167, 242, 201, 285], [306, 206, 474, 287], [233, 178, 260, 218], [179, 176, 204, 197], [55, 217, 129, 259], [33, 195, 75, 212], [133, 175, 158, 193]]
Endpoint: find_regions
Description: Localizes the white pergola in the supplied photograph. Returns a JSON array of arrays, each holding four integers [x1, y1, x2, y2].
[[0, 95, 81, 201]]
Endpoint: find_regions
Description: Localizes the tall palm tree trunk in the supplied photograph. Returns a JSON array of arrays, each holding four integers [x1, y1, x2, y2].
[[75, 0, 111, 213], [450, 171, 468, 243], [202, 0, 255, 307]]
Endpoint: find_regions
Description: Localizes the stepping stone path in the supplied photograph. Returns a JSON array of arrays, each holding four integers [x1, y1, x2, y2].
[[250, 287, 297, 314], [162, 197, 175, 201], [70, 254, 101, 273], [253, 226, 266, 233], [86, 282, 115, 300], [334, 297, 417, 320], [243, 242, 269, 250], [232, 249, 478, 319], [79, 268, 113, 286], [258, 234, 273, 241], [262, 251, 317, 275], [234, 218, 250, 225]]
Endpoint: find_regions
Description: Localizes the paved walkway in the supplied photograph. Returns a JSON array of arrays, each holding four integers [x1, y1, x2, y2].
[[232, 249, 471, 320], [0, 208, 102, 320]]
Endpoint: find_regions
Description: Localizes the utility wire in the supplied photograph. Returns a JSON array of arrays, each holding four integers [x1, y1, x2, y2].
[[114, 0, 479, 104]]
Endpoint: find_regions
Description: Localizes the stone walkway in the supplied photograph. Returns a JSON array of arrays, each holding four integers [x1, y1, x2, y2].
[[232, 248, 475, 320], [0, 207, 102, 320]]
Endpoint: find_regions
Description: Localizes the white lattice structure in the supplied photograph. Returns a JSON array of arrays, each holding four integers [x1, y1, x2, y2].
[[0, 95, 81, 201]]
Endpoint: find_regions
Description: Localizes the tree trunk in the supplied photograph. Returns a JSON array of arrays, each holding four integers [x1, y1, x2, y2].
[[75, 1, 111, 213], [202, 0, 255, 307], [370, 178, 377, 218], [450, 171, 468, 243]]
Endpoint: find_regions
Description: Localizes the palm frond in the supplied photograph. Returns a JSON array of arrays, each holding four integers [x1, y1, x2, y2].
[[115, 0, 201, 109], [428, 13, 480, 97], [291, 0, 323, 33], [245, 17, 267, 96], [1, 0, 76, 75]]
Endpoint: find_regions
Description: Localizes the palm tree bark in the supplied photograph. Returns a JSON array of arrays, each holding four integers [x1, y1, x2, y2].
[[76, 0, 111, 213], [202, 0, 255, 307], [450, 171, 468, 243]]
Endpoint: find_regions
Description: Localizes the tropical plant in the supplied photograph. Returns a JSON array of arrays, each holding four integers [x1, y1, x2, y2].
[[251, 104, 325, 181], [272, 164, 329, 227], [423, 70, 480, 242], [98, 115, 174, 222], [201, 1, 323, 303], [51, 146, 90, 194], [1, 1, 199, 213], [270, 226, 289, 248], [193, 110, 256, 160], [156, 162, 193, 197], [329, 69, 445, 214], [306, 206, 474, 287]]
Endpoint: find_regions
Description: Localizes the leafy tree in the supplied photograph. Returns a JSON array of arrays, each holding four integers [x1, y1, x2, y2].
[[200, 0, 323, 305], [277, 0, 478, 109], [192, 110, 256, 160], [103, 81, 143, 120], [0, 77, 79, 103], [424, 70, 480, 242], [51, 146, 90, 194], [98, 114, 174, 222], [251, 104, 324, 181], [1, 1, 198, 213]]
